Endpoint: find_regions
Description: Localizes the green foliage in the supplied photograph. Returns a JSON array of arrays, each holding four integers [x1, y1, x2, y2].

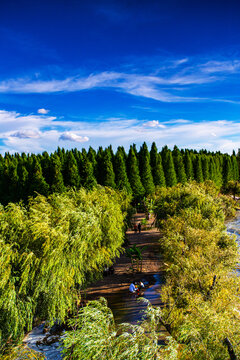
[[62, 297, 179, 360], [101, 150, 116, 188], [224, 180, 240, 200], [139, 142, 155, 195], [154, 182, 240, 359], [1, 346, 44, 359], [125, 244, 146, 272], [0, 144, 238, 204], [127, 146, 145, 202], [114, 148, 132, 193], [0, 187, 131, 349], [161, 147, 177, 187], [150, 143, 166, 187], [63, 151, 80, 188]]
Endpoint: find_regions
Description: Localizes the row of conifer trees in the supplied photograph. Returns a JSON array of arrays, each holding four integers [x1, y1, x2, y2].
[[0, 142, 239, 204]]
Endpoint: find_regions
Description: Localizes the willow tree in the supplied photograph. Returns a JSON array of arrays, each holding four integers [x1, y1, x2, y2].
[[0, 187, 130, 350], [154, 183, 240, 360]]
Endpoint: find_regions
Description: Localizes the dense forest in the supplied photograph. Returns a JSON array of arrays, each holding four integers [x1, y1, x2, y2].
[[0, 142, 239, 205]]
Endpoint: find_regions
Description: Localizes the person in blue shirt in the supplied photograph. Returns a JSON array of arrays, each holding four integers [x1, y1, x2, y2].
[[129, 282, 137, 293]]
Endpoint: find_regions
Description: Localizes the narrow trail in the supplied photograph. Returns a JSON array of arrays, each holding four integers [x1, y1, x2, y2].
[[85, 213, 168, 338], [86, 213, 163, 298]]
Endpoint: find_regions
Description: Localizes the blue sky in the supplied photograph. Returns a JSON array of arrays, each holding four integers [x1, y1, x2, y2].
[[1, 0, 240, 154]]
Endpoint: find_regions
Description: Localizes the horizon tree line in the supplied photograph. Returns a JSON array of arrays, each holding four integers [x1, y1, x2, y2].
[[0, 142, 239, 205]]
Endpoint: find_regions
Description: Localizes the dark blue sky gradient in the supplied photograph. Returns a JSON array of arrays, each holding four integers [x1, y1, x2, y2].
[[0, 0, 240, 153]]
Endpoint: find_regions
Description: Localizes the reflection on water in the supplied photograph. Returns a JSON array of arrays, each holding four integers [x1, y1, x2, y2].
[[107, 273, 164, 325], [226, 213, 240, 274]]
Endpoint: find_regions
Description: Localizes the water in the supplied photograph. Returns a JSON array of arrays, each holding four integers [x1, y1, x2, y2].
[[106, 273, 164, 324], [226, 212, 240, 273], [24, 273, 165, 359], [23, 323, 63, 360]]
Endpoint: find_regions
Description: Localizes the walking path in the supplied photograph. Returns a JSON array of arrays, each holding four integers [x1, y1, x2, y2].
[[85, 213, 167, 335], [86, 213, 163, 299]]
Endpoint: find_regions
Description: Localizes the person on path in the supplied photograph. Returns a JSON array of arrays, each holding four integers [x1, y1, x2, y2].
[[129, 282, 137, 293], [138, 222, 142, 233]]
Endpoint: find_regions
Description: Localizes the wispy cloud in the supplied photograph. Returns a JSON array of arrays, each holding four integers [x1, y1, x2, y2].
[[59, 132, 89, 142], [1, 56, 240, 103]]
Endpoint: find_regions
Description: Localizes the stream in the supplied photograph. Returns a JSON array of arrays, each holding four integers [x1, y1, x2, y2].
[[24, 273, 164, 359]]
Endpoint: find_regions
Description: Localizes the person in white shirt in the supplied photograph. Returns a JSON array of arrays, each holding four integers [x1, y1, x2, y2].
[[129, 282, 136, 293]]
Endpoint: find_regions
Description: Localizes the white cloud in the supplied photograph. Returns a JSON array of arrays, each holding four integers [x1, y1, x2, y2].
[[11, 130, 40, 139], [59, 132, 89, 142], [0, 109, 240, 155], [143, 120, 166, 128], [200, 60, 240, 73], [37, 108, 49, 114]]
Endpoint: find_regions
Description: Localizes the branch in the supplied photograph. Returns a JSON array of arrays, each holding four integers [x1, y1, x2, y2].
[[224, 338, 238, 360]]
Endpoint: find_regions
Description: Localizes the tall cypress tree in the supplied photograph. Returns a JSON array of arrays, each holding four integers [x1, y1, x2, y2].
[[29, 156, 49, 197], [17, 159, 29, 202], [150, 142, 166, 187], [41, 151, 51, 186], [222, 155, 233, 185], [194, 155, 204, 183], [172, 146, 187, 184], [64, 151, 80, 188], [87, 147, 97, 178], [101, 149, 116, 188], [127, 146, 145, 202], [80, 153, 97, 190], [184, 150, 194, 181], [231, 155, 239, 181], [139, 142, 155, 195], [114, 148, 132, 193], [96, 147, 104, 184], [161, 148, 177, 187], [49, 154, 66, 193], [202, 155, 210, 181]]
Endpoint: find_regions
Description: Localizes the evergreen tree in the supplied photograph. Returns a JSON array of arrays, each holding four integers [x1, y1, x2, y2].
[[80, 153, 97, 190], [87, 146, 97, 177], [49, 154, 66, 193], [172, 146, 187, 184], [202, 155, 210, 181], [114, 148, 132, 193], [96, 147, 104, 184], [17, 160, 29, 202], [150, 142, 166, 187], [139, 142, 155, 195], [222, 155, 233, 185], [184, 150, 194, 180], [63, 151, 80, 188], [231, 155, 239, 181], [127, 146, 145, 202], [29, 156, 49, 196], [101, 149, 116, 188], [194, 155, 204, 183], [41, 151, 51, 185], [161, 148, 177, 187]]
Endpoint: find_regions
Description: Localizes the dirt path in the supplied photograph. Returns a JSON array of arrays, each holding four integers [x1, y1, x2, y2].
[[86, 213, 164, 299]]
